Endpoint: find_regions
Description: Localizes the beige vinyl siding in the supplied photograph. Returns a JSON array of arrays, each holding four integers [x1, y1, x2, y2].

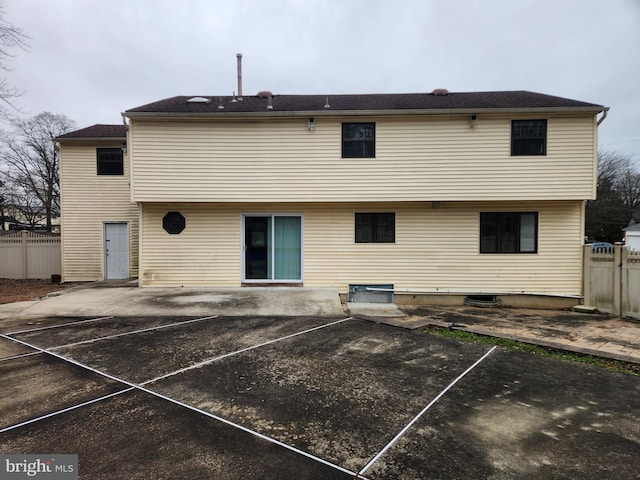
[[140, 200, 583, 295], [130, 114, 596, 203], [59, 142, 138, 281], [140, 204, 240, 286]]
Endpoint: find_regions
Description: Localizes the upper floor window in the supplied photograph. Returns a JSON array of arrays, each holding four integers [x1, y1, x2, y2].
[[480, 212, 538, 253], [97, 148, 123, 175], [355, 212, 395, 243], [342, 122, 375, 158], [511, 120, 547, 156]]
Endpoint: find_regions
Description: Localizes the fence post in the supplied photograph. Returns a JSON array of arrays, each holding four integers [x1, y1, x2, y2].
[[613, 242, 623, 316], [582, 244, 592, 305], [620, 246, 628, 317], [21, 230, 28, 279]]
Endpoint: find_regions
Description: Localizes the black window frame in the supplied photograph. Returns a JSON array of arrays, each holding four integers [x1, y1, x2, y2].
[[480, 212, 538, 254], [355, 212, 395, 243], [342, 122, 376, 158], [511, 119, 547, 156], [97, 147, 124, 176]]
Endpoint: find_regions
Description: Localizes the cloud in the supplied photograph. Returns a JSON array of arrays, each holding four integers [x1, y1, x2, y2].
[[2, 0, 639, 163]]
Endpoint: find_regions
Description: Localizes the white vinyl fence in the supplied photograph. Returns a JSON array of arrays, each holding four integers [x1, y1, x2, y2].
[[0, 231, 61, 279], [583, 244, 640, 318]]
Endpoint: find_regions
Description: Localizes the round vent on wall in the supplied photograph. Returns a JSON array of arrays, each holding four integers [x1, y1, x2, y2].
[[163, 211, 186, 234]]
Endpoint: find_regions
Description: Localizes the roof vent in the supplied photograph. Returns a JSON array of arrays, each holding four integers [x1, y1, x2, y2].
[[186, 96, 211, 104], [257, 90, 273, 97], [431, 89, 449, 96]]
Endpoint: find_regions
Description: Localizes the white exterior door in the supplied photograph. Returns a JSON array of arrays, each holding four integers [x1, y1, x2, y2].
[[105, 223, 129, 280]]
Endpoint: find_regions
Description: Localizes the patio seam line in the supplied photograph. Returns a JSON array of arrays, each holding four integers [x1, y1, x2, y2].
[[5, 316, 115, 335], [0, 388, 135, 433], [45, 315, 219, 350], [356, 345, 498, 478], [0, 351, 42, 363], [140, 316, 354, 386], [0, 317, 361, 478]]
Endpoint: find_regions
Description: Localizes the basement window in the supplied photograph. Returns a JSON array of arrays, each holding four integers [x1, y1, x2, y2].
[[97, 148, 124, 175]]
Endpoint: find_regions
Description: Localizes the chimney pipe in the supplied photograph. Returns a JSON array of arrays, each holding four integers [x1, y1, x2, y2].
[[236, 53, 243, 101]]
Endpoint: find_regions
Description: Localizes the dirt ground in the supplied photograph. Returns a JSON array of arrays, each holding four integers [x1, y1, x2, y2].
[[0, 278, 74, 304]]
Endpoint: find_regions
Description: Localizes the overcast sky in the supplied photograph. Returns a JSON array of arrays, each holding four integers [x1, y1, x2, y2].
[[4, 0, 640, 165]]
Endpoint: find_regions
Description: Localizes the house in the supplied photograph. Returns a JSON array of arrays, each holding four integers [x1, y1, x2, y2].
[[56, 124, 136, 281], [1, 215, 59, 232], [624, 224, 640, 251], [55, 90, 607, 308], [1, 216, 19, 231]]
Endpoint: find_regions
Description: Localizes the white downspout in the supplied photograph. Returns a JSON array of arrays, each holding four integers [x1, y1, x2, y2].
[[596, 107, 609, 126]]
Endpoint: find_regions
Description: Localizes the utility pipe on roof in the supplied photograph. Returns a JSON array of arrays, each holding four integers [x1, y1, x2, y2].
[[236, 53, 243, 101]]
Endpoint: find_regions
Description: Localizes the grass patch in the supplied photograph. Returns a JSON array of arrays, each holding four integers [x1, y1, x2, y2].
[[425, 326, 640, 376]]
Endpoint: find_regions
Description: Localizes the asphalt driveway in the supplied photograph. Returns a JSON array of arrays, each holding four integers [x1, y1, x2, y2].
[[1, 314, 639, 479]]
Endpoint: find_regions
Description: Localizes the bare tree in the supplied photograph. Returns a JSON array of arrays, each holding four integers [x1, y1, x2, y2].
[[5, 172, 45, 226], [586, 151, 640, 242], [0, 3, 28, 119], [617, 162, 640, 216], [0, 176, 24, 229], [0, 178, 6, 229], [1, 112, 75, 232]]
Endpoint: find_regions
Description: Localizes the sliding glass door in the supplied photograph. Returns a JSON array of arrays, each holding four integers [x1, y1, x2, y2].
[[244, 215, 302, 282]]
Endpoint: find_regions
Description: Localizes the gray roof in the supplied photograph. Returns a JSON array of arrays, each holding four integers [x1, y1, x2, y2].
[[624, 224, 640, 232], [124, 90, 604, 116], [55, 124, 126, 141], [57, 91, 605, 139]]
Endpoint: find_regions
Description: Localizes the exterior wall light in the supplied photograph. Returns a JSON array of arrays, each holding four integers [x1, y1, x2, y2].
[[306, 117, 315, 130]]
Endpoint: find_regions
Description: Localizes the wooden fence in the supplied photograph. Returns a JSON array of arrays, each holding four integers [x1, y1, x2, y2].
[[583, 243, 640, 318], [0, 231, 61, 280]]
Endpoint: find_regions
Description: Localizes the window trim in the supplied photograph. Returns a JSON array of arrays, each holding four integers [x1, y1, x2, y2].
[[511, 119, 547, 156], [479, 212, 538, 254], [355, 212, 395, 244], [342, 122, 376, 158], [96, 147, 124, 176]]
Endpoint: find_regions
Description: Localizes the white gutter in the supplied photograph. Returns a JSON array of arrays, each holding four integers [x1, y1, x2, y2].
[[122, 105, 606, 121]]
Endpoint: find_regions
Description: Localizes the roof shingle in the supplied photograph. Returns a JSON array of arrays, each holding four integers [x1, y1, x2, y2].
[[55, 124, 126, 140], [125, 91, 604, 115]]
